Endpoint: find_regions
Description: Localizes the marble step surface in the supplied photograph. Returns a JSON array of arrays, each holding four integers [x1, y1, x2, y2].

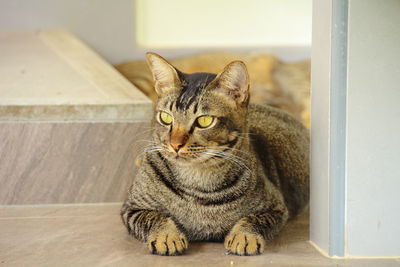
[[0, 31, 153, 205], [1, 205, 397, 267], [0, 30, 152, 121], [0, 121, 150, 205]]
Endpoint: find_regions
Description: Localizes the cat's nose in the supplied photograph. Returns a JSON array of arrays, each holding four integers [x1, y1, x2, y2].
[[170, 128, 188, 152], [170, 142, 184, 152]]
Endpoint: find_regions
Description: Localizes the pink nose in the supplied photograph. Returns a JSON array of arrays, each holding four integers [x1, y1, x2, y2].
[[170, 135, 188, 152], [170, 141, 184, 152], [170, 127, 188, 153]]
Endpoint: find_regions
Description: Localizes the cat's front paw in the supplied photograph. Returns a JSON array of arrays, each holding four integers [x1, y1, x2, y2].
[[224, 228, 265, 256], [147, 219, 188, 256]]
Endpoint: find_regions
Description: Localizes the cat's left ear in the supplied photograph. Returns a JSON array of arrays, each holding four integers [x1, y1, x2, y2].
[[146, 52, 181, 96], [213, 61, 249, 106]]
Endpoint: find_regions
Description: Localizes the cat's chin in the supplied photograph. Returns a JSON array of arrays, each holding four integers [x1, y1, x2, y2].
[[165, 155, 198, 165], [160, 151, 209, 166]]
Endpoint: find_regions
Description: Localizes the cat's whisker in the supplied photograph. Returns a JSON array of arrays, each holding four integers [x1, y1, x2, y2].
[[136, 139, 157, 144], [139, 148, 163, 157], [144, 144, 162, 150], [143, 142, 159, 148], [206, 146, 251, 157], [146, 149, 163, 153], [130, 127, 157, 140], [203, 149, 251, 172], [135, 143, 164, 159]]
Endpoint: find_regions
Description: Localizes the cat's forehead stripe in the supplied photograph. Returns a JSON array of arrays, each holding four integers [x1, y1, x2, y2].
[[193, 102, 199, 114], [168, 101, 173, 111], [175, 72, 217, 112]]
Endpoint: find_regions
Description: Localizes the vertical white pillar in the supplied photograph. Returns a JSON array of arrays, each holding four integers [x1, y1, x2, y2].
[[311, 0, 400, 257], [310, 0, 333, 255], [310, 0, 347, 257]]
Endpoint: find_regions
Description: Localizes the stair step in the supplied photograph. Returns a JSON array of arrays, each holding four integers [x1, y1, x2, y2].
[[0, 31, 152, 204], [0, 30, 152, 121]]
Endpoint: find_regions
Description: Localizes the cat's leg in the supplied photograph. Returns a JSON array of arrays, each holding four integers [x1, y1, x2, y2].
[[121, 202, 188, 256], [224, 207, 288, 256]]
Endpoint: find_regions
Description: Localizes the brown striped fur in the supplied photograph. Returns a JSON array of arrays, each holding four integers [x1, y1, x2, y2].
[[121, 53, 309, 256]]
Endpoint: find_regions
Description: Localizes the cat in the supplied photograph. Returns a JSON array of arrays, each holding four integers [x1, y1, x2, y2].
[[115, 51, 310, 128], [120, 52, 309, 256]]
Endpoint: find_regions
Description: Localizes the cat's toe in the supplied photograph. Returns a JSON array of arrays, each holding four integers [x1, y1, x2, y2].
[[147, 232, 188, 256], [224, 231, 265, 256]]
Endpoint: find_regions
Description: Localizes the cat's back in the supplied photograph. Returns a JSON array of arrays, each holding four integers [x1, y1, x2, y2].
[[248, 104, 307, 135], [247, 103, 309, 218], [248, 103, 309, 153]]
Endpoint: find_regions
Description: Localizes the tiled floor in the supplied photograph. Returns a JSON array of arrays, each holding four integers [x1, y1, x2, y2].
[[0, 204, 398, 267]]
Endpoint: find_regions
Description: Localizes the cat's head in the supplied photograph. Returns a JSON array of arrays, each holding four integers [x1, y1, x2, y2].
[[146, 52, 250, 165]]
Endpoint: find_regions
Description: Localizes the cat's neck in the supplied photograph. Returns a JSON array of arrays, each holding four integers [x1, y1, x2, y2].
[[172, 148, 252, 192], [174, 161, 234, 191]]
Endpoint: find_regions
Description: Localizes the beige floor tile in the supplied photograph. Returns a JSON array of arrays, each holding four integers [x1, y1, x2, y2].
[[0, 205, 398, 267]]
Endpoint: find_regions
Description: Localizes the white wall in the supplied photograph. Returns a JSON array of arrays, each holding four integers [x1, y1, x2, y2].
[[346, 0, 400, 257], [136, 0, 311, 47], [0, 0, 310, 64], [0, 0, 136, 64]]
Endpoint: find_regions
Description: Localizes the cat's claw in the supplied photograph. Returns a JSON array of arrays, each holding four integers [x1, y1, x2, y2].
[[147, 221, 188, 256], [224, 230, 265, 256]]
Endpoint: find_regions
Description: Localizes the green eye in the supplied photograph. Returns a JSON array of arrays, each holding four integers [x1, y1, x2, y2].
[[197, 115, 214, 128], [160, 111, 173, 125]]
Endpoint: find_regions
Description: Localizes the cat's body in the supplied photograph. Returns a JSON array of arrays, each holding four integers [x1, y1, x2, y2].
[[121, 53, 309, 256]]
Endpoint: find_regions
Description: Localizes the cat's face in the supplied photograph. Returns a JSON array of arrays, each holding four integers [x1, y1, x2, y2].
[[146, 53, 250, 165]]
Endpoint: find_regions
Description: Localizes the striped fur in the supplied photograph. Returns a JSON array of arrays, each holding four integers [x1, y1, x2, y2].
[[121, 53, 309, 256]]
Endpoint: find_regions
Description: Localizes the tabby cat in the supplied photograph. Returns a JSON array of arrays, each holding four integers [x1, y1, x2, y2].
[[121, 52, 309, 256]]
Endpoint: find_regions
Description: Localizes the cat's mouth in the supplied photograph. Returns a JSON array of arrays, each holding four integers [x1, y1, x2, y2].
[[157, 143, 234, 164], [161, 147, 227, 165], [159, 153, 199, 166], [160, 147, 206, 162], [164, 150, 199, 161]]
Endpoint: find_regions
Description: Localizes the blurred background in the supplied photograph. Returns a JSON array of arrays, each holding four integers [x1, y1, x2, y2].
[[0, 0, 312, 64], [0, 0, 313, 126]]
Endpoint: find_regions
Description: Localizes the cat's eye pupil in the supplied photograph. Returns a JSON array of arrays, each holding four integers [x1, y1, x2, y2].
[[197, 116, 214, 128], [160, 112, 173, 125]]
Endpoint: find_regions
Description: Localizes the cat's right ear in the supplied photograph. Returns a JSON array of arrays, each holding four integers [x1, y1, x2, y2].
[[146, 52, 181, 96]]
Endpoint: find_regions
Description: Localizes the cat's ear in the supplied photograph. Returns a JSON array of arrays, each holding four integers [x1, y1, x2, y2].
[[146, 52, 181, 95], [214, 61, 249, 106]]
